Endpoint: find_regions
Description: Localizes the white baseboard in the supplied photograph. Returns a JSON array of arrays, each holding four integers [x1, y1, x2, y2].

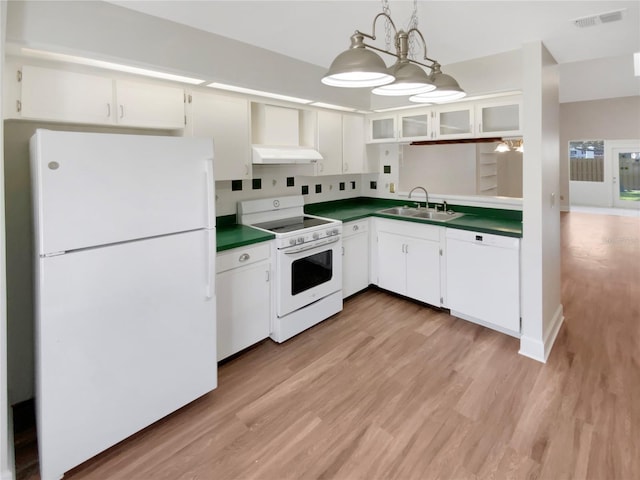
[[1, 469, 15, 480], [519, 304, 564, 363], [1, 406, 15, 480]]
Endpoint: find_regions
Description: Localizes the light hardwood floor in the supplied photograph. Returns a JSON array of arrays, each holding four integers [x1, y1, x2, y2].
[[15, 212, 640, 479]]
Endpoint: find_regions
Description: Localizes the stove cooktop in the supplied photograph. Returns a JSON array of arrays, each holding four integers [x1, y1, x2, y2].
[[252, 216, 333, 234]]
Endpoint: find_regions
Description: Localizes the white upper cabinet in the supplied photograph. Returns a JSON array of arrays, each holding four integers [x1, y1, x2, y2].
[[114, 80, 185, 129], [20, 65, 113, 125], [342, 114, 365, 174], [17, 64, 185, 129], [186, 91, 251, 181], [398, 110, 435, 141], [316, 110, 343, 176], [368, 115, 397, 143], [252, 103, 300, 145], [475, 96, 522, 137], [366, 94, 522, 143], [435, 104, 475, 140]]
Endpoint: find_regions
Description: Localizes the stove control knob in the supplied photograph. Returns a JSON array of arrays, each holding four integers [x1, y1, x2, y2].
[[327, 229, 334, 236], [289, 238, 296, 246], [297, 237, 304, 244], [332, 228, 340, 236], [312, 232, 320, 240]]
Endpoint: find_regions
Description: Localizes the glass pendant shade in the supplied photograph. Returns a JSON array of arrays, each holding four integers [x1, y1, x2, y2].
[[322, 45, 395, 88], [371, 60, 436, 96]]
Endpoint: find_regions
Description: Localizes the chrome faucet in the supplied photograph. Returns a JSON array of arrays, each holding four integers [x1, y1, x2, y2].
[[408, 186, 429, 209]]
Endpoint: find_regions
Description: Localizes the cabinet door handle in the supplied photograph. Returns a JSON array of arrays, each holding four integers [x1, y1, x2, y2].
[[120, 105, 124, 118], [344, 162, 348, 172], [342, 246, 344, 256], [265, 270, 270, 282], [239, 253, 250, 262], [245, 164, 250, 176], [205, 230, 214, 300], [107, 103, 111, 117]]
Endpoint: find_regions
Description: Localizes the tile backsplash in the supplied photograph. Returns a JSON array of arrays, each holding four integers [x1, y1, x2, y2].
[[215, 168, 365, 216]]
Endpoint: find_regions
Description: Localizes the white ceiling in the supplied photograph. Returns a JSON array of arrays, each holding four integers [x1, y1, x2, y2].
[[106, 1, 640, 69]]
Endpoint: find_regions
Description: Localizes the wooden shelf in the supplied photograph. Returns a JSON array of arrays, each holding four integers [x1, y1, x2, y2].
[[411, 137, 502, 146]]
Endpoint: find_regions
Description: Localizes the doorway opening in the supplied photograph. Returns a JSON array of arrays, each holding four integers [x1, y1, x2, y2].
[[569, 139, 640, 211]]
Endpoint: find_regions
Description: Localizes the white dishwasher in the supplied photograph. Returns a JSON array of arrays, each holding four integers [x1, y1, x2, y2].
[[445, 228, 520, 336]]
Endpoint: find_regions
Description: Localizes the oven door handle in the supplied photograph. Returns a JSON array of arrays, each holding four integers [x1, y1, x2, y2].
[[282, 236, 340, 254]]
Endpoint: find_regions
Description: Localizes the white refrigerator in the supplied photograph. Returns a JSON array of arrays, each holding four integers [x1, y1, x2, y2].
[[30, 130, 217, 480]]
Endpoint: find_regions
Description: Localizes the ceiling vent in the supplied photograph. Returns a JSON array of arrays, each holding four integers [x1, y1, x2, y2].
[[573, 9, 625, 27]]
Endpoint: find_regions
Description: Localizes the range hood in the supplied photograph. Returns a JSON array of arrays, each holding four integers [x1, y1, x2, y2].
[[252, 145, 323, 165]]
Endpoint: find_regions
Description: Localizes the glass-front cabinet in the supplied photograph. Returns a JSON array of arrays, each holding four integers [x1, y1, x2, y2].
[[476, 96, 522, 137], [399, 110, 434, 141], [368, 115, 397, 143], [436, 105, 474, 140], [366, 93, 522, 142]]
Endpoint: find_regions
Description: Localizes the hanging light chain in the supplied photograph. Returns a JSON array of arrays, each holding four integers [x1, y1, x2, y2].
[[408, 0, 419, 60], [381, 0, 392, 51]]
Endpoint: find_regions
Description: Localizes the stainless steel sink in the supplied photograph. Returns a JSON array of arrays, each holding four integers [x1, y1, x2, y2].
[[411, 210, 465, 222], [377, 206, 464, 222], [377, 207, 420, 216]]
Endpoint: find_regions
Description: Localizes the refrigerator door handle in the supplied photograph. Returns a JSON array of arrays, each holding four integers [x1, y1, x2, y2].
[[205, 158, 215, 228], [205, 229, 215, 300]]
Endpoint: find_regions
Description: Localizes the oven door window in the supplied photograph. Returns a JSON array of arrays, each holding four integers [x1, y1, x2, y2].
[[291, 250, 333, 296]]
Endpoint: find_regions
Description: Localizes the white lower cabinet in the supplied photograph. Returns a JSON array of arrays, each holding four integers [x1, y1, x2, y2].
[[216, 242, 272, 361], [445, 228, 520, 336], [376, 218, 442, 307], [342, 219, 369, 298]]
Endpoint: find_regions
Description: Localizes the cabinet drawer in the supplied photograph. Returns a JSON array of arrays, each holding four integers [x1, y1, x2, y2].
[[376, 217, 441, 242], [342, 219, 368, 238], [216, 242, 271, 273]]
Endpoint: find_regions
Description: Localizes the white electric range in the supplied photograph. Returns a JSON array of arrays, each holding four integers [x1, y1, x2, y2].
[[238, 195, 343, 342]]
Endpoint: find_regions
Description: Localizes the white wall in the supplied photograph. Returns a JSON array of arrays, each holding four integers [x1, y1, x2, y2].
[[560, 55, 640, 104], [497, 152, 523, 198], [1, 1, 15, 478], [519, 41, 563, 362], [399, 144, 477, 196], [560, 96, 640, 209]]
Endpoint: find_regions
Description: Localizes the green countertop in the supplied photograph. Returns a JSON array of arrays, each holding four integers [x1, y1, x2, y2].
[[216, 197, 522, 251], [216, 224, 274, 252], [306, 198, 523, 238]]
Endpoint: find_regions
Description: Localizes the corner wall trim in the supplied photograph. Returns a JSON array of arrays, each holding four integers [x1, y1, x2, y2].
[[1, 469, 15, 480], [518, 304, 564, 363]]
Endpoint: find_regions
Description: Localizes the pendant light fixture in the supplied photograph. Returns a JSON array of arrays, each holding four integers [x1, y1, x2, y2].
[[494, 138, 524, 153], [321, 33, 395, 88], [409, 62, 466, 103], [322, 2, 465, 103]]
